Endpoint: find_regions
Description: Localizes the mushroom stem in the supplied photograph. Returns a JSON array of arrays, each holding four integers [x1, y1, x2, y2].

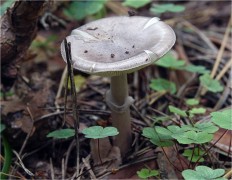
[[106, 74, 132, 157]]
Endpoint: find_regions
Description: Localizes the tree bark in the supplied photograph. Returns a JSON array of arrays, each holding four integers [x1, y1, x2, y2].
[[1, 1, 46, 90]]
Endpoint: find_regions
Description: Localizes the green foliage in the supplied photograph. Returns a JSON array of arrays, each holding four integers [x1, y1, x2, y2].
[[150, 78, 176, 94], [182, 65, 209, 74], [154, 53, 209, 74], [182, 166, 226, 180], [0, 0, 14, 15], [172, 130, 213, 144], [137, 168, 159, 179], [182, 148, 205, 162], [186, 98, 200, 106], [155, 53, 185, 69], [47, 129, 75, 139], [189, 107, 206, 115], [122, 0, 151, 9], [200, 73, 223, 93], [82, 126, 119, 139], [63, 0, 107, 20], [150, 3, 185, 14], [142, 127, 174, 147], [169, 105, 187, 117], [154, 123, 217, 145], [193, 122, 219, 133], [211, 109, 232, 130], [0, 123, 6, 133]]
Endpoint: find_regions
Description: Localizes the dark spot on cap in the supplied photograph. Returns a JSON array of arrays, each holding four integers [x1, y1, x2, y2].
[[111, 54, 115, 58], [132, 45, 135, 48], [84, 50, 88, 53], [145, 59, 148, 61], [125, 51, 129, 54]]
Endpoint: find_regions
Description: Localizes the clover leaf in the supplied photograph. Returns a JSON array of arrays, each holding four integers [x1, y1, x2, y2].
[[211, 109, 232, 130], [150, 3, 185, 14], [122, 0, 151, 9], [182, 148, 205, 162], [142, 127, 174, 147], [154, 53, 185, 69], [182, 65, 210, 74], [182, 166, 226, 180], [137, 168, 159, 179], [172, 131, 213, 144], [82, 126, 119, 139], [194, 122, 219, 133], [63, 0, 107, 20], [150, 78, 176, 94], [169, 105, 187, 117], [47, 129, 75, 139], [200, 73, 223, 93]]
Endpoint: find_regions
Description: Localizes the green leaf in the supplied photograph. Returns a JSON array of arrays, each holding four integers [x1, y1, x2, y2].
[[185, 98, 200, 106], [154, 53, 185, 69], [168, 105, 187, 117], [63, 0, 107, 20], [182, 65, 209, 74], [182, 166, 226, 180], [153, 116, 171, 123], [137, 168, 159, 179], [47, 129, 75, 139], [0, 0, 14, 16], [189, 107, 206, 115], [150, 3, 185, 14], [194, 122, 219, 133], [150, 78, 176, 94], [66, 75, 86, 92], [0, 123, 6, 133], [122, 0, 151, 9], [211, 109, 232, 130], [182, 148, 205, 162], [172, 131, 213, 144], [82, 126, 119, 139], [200, 73, 223, 93], [142, 127, 174, 147]]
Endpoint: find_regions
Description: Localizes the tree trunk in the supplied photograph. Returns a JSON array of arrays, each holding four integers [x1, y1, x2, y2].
[[1, 1, 46, 90]]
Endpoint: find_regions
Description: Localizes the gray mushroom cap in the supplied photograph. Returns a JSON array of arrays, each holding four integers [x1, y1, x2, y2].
[[61, 16, 176, 76]]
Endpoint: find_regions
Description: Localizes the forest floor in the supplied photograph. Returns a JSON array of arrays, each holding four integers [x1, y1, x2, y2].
[[1, 1, 231, 179]]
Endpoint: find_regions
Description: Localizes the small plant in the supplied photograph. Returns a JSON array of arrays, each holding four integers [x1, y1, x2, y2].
[[182, 148, 205, 162], [150, 3, 185, 14], [200, 73, 223, 93], [154, 53, 209, 74], [82, 126, 119, 139], [63, 0, 107, 20], [82, 126, 118, 164], [137, 168, 159, 179], [150, 78, 176, 94], [182, 166, 226, 180], [155, 53, 185, 69], [47, 129, 75, 139], [122, 0, 151, 9], [211, 109, 231, 130]]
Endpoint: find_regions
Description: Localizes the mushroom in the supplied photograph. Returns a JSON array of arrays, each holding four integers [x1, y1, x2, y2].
[[61, 16, 176, 156]]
